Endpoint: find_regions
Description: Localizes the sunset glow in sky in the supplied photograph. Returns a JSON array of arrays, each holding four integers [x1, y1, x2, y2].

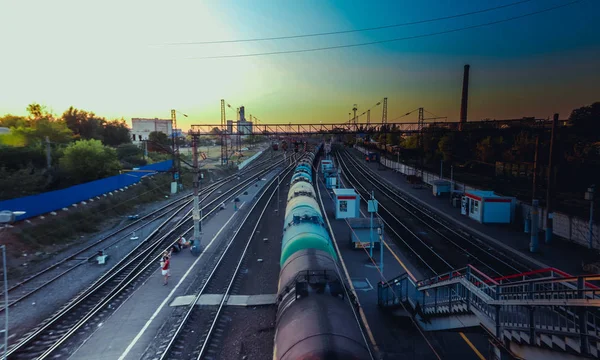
[[1, 0, 599, 130]]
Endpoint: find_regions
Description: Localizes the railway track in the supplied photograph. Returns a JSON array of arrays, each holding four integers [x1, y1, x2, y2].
[[2, 155, 277, 313], [156, 162, 294, 360], [337, 149, 533, 278], [6, 155, 286, 360]]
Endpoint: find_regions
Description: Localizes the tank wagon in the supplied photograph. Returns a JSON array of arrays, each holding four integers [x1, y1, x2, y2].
[[274, 143, 371, 360]]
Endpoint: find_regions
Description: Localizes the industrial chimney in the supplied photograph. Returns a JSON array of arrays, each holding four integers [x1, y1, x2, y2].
[[459, 64, 470, 130]]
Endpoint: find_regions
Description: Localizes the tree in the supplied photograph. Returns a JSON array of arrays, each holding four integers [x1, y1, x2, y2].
[[569, 102, 600, 139], [437, 133, 456, 162], [476, 136, 504, 164], [116, 143, 146, 167], [147, 131, 171, 153], [0, 114, 28, 128], [60, 139, 121, 183], [103, 119, 131, 146], [27, 103, 46, 119]]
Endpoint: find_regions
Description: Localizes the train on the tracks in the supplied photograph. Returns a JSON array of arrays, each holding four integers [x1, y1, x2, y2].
[[274, 142, 371, 360], [272, 142, 279, 151]]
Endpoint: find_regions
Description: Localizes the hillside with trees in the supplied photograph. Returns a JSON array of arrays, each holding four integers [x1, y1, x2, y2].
[[0, 103, 145, 200]]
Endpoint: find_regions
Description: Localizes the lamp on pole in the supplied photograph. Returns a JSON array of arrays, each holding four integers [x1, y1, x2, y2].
[[0, 210, 26, 360]]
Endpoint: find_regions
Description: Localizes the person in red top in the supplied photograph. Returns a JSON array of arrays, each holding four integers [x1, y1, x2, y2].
[[161, 252, 171, 285]]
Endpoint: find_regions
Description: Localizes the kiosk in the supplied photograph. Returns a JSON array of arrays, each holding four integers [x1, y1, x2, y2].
[[463, 190, 515, 224], [332, 188, 360, 219]]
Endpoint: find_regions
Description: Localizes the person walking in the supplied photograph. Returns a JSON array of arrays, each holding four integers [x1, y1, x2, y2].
[[160, 252, 171, 285]]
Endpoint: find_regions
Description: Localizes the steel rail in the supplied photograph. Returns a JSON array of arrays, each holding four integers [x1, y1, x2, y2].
[[7, 156, 282, 359], [2, 154, 277, 312], [337, 152, 452, 275], [196, 164, 295, 360], [158, 159, 295, 360], [340, 149, 530, 277]]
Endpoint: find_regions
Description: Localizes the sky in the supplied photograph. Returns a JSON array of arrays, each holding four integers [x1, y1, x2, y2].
[[1, 0, 599, 130]]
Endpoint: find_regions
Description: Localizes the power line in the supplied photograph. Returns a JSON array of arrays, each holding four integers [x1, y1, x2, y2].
[[389, 109, 420, 122], [188, 0, 583, 60], [168, 0, 534, 45]]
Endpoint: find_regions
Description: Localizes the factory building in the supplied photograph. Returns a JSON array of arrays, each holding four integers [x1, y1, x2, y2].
[[130, 118, 172, 143]]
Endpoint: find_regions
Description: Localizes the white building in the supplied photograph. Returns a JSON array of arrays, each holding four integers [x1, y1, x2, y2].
[[131, 118, 172, 143]]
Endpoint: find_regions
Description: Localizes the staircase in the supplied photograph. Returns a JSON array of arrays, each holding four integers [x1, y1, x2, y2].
[[378, 266, 600, 359]]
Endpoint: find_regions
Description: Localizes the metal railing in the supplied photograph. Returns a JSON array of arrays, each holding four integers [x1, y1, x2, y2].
[[379, 265, 600, 354]]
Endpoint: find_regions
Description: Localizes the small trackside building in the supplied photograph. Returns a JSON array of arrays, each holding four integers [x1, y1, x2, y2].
[[333, 188, 360, 219], [320, 159, 333, 173], [464, 190, 515, 224]]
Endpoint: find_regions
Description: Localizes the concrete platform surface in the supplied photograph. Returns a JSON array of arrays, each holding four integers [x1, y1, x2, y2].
[[67, 170, 278, 360], [171, 294, 277, 307]]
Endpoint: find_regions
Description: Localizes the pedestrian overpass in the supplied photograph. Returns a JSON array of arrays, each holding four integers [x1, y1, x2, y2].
[[378, 265, 600, 359]]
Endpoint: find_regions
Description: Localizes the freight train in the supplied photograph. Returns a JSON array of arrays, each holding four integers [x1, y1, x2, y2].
[[274, 143, 371, 360]]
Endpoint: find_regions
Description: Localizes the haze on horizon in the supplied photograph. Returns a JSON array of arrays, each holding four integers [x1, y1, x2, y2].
[[1, 0, 599, 130]]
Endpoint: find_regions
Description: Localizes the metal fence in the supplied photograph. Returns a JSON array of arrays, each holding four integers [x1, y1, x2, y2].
[[0, 160, 173, 221]]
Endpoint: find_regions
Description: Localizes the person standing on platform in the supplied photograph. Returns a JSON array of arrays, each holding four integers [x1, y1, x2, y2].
[[160, 252, 171, 285]]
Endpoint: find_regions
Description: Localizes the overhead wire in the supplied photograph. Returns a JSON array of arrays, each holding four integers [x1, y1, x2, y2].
[[168, 0, 534, 45], [187, 0, 583, 59], [389, 108, 420, 122]]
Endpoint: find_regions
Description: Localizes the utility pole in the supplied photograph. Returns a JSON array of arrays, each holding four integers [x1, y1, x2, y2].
[[170, 110, 178, 185], [192, 135, 202, 253], [382, 97, 388, 125], [352, 104, 358, 125], [532, 135, 540, 201], [221, 99, 227, 166], [545, 113, 558, 244], [367, 109, 371, 126], [45, 136, 51, 169], [417, 107, 425, 180]]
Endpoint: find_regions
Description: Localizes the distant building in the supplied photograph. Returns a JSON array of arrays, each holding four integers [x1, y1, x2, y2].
[[239, 120, 253, 135], [131, 118, 172, 143]]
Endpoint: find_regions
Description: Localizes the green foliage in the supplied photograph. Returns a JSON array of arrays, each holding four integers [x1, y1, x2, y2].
[[476, 136, 504, 164], [147, 152, 170, 163], [148, 131, 170, 146], [437, 133, 456, 162], [61, 107, 131, 146], [0, 114, 28, 128], [0, 166, 47, 200], [401, 134, 418, 149], [60, 139, 121, 183], [0, 145, 46, 170], [569, 102, 600, 139], [103, 119, 132, 146], [117, 143, 146, 168]]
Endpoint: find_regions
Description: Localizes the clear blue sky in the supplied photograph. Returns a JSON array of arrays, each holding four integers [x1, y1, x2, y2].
[[1, 0, 598, 129]]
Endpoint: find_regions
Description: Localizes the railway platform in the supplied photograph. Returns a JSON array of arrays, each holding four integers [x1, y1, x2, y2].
[[348, 148, 592, 278], [67, 170, 279, 360], [316, 175, 488, 360]]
